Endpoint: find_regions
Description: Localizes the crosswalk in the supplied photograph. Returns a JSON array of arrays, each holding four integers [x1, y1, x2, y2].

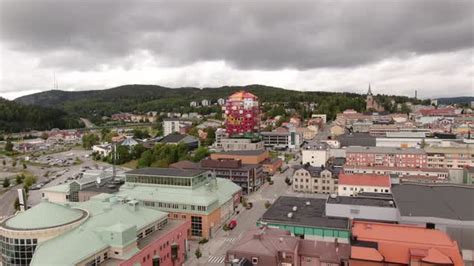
[[224, 232, 243, 243], [208, 255, 225, 264]]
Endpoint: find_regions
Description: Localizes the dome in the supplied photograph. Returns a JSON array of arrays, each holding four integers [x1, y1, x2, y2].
[[4, 200, 87, 230]]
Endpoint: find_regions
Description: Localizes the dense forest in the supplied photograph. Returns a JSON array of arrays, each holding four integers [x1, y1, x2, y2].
[[0, 97, 84, 133], [9, 84, 428, 131]]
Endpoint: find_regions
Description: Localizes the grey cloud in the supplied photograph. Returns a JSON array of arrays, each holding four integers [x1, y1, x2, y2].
[[0, 0, 473, 71]]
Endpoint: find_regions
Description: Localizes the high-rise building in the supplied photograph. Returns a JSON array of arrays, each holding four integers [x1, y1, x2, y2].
[[224, 91, 260, 135]]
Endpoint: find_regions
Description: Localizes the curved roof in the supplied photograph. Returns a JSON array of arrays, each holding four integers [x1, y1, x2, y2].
[[4, 200, 86, 230]]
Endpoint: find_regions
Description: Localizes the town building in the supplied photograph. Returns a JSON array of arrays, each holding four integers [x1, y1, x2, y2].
[[365, 85, 384, 112], [170, 158, 264, 194], [117, 168, 242, 239], [217, 136, 264, 151], [226, 227, 350, 266], [217, 98, 226, 105], [345, 146, 427, 168], [163, 118, 181, 136], [292, 165, 340, 194], [301, 142, 329, 167], [392, 183, 474, 263], [223, 91, 260, 135], [0, 195, 190, 266], [201, 99, 211, 106], [338, 173, 391, 196], [158, 133, 199, 150], [350, 221, 464, 266], [343, 165, 450, 181], [425, 142, 474, 169], [337, 133, 376, 147], [261, 128, 303, 150], [210, 149, 282, 175], [326, 193, 398, 222], [92, 143, 112, 157], [258, 196, 350, 243]]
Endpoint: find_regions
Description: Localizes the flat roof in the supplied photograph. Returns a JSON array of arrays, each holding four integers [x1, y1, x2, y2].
[[392, 183, 474, 221], [260, 196, 349, 230], [339, 173, 391, 187], [347, 146, 426, 154], [213, 149, 267, 156], [125, 167, 206, 177], [327, 195, 396, 208]]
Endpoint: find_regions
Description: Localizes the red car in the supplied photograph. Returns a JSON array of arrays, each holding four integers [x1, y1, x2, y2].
[[228, 220, 237, 230]]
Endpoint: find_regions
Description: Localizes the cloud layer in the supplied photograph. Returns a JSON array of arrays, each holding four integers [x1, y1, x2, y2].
[[0, 0, 472, 99]]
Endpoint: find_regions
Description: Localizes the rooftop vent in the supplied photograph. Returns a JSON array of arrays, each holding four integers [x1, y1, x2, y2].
[[389, 200, 394, 206], [287, 212, 293, 218], [292, 206, 298, 212], [306, 201, 311, 206], [330, 194, 337, 199]]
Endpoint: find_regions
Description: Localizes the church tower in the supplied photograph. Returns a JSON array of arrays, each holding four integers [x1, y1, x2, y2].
[[366, 84, 384, 112]]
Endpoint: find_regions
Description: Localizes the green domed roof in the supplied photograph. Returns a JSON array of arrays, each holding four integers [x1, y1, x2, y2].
[[5, 200, 86, 230]]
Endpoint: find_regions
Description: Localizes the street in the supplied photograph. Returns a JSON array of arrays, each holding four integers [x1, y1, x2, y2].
[[186, 152, 328, 265]]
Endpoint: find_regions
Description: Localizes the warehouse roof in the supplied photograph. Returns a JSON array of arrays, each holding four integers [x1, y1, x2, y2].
[[392, 183, 474, 221], [260, 196, 348, 230]]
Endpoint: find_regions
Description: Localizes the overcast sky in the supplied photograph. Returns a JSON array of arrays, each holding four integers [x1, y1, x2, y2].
[[0, 0, 473, 100]]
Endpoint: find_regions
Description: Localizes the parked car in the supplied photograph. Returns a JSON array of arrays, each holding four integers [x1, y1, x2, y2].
[[228, 220, 237, 230]]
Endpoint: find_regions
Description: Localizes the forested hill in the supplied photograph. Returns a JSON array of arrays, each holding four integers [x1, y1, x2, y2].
[[13, 84, 422, 128], [0, 97, 84, 133]]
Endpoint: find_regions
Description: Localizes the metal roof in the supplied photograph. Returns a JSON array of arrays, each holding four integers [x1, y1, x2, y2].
[[260, 196, 349, 230], [392, 183, 474, 221]]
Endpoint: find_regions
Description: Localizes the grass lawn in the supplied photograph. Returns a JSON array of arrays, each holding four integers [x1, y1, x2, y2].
[[121, 160, 138, 169]]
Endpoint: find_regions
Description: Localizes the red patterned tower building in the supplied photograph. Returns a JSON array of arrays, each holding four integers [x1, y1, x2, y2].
[[224, 91, 260, 135]]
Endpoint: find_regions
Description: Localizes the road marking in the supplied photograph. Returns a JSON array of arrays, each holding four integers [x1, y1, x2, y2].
[[208, 255, 225, 264], [224, 232, 243, 243]]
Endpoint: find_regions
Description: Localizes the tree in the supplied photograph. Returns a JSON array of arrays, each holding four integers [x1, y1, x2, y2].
[[400, 103, 411, 114], [191, 147, 210, 162], [15, 174, 24, 185], [115, 145, 131, 164], [195, 247, 202, 260], [138, 150, 153, 168], [132, 143, 147, 159], [5, 140, 13, 152], [14, 197, 20, 211], [133, 129, 150, 139], [22, 163, 27, 169], [12, 160, 17, 167], [2, 160, 5, 166], [23, 176, 36, 188], [82, 133, 99, 149], [100, 128, 111, 141], [2, 178, 10, 188], [40, 132, 49, 140]]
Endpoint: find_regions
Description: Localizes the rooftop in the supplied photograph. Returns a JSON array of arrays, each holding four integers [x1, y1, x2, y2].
[[30, 195, 168, 265], [293, 165, 340, 177], [213, 149, 267, 156], [117, 177, 241, 211], [260, 196, 349, 230], [327, 195, 396, 208], [337, 133, 376, 147], [3, 200, 87, 230], [125, 167, 206, 178], [351, 221, 463, 265], [347, 146, 426, 154], [339, 173, 391, 187], [392, 183, 474, 221]]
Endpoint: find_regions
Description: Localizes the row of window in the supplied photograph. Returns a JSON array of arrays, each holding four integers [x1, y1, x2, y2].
[[0, 237, 38, 266], [142, 201, 208, 212]]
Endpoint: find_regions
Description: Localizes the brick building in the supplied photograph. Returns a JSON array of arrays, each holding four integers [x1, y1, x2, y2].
[[345, 146, 427, 168]]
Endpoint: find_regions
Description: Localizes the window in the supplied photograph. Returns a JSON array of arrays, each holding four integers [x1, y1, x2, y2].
[[191, 216, 203, 237]]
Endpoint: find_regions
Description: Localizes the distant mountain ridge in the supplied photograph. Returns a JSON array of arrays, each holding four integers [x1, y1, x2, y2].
[[436, 96, 474, 105]]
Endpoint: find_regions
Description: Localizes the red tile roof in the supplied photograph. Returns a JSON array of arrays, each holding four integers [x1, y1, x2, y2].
[[351, 221, 463, 265], [339, 173, 391, 187]]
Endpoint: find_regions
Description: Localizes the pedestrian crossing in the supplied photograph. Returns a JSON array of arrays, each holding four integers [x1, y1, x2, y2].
[[208, 255, 225, 264], [224, 232, 243, 243]]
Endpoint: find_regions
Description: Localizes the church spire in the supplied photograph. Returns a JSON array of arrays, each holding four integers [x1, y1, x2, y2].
[[367, 84, 373, 96]]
